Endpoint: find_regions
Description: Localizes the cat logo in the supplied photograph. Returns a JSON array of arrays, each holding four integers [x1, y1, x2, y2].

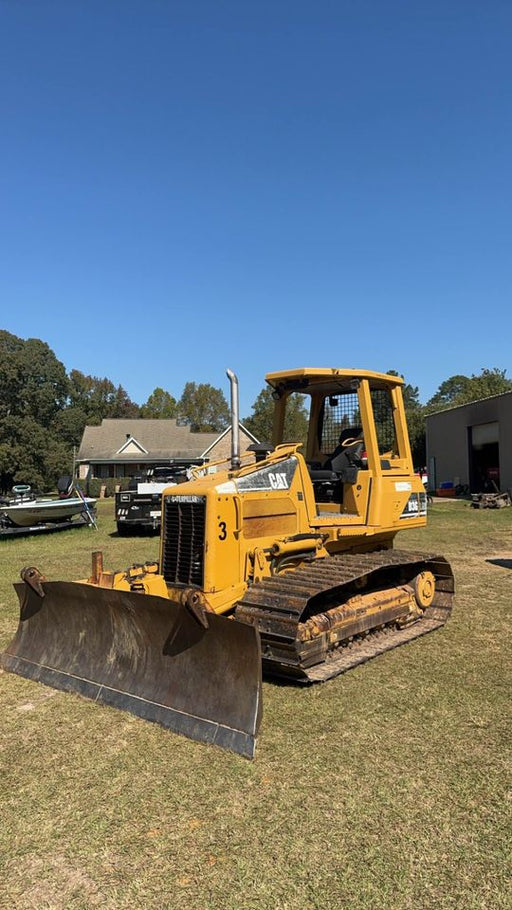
[[268, 472, 289, 490]]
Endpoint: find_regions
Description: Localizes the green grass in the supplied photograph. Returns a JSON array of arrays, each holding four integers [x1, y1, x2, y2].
[[1, 500, 511, 909]]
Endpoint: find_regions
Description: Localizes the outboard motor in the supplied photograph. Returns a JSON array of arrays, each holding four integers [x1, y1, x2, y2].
[[57, 476, 74, 499]]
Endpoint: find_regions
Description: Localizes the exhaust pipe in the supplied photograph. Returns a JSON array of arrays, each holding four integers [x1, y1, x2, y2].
[[226, 369, 241, 471]]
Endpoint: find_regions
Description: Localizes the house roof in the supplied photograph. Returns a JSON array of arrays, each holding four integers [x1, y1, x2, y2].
[[200, 424, 259, 457], [76, 418, 258, 463]]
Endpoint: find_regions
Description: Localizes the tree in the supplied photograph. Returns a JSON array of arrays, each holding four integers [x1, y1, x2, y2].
[[0, 416, 70, 492], [426, 368, 512, 412], [426, 375, 473, 411], [68, 370, 139, 423], [140, 387, 178, 419], [0, 332, 149, 491], [108, 384, 140, 418], [464, 367, 512, 402], [387, 370, 426, 466], [178, 382, 229, 432], [244, 388, 309, 448], [52, 406, 90, 448], [0, 330, 69, 424], [405, 407, 427, 468], [386, 370, 421, 408]]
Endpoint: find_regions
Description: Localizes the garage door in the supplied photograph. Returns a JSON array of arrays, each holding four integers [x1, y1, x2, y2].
[[472, 422, 499, 447]]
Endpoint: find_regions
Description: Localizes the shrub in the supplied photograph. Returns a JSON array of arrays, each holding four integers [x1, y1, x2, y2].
[[79, 476, 137, 497], [83, 478, 102, 498]]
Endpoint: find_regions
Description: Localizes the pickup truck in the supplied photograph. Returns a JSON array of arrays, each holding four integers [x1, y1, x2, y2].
[[115, 465, 188, 535]]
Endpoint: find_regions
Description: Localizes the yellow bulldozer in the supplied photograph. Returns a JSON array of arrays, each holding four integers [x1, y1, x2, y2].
[[1, 368, 453, 758]]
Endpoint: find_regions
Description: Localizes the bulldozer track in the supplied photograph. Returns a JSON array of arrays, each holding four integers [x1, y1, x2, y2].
[[235, 549, 454, 681]]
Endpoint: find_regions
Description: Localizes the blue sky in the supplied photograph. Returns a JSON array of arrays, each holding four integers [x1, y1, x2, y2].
[[1, 1, 511, 417]]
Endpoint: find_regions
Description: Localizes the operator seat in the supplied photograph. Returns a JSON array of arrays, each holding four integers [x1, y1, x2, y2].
[[308, 426, 365, 503], [323, 427, 364, 483]]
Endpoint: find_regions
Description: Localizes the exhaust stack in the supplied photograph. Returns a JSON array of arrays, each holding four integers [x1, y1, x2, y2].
[[226, 369, 241, 471]]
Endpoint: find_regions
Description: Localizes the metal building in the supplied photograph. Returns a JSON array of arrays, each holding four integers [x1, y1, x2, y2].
[[426, 391, 512, 494]]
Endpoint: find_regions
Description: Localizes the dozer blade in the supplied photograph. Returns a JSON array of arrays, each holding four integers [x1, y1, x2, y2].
[[1, 580, 262, 758]]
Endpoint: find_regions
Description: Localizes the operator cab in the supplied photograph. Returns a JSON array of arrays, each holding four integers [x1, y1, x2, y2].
[[306, 386, 369, 508], [266, 368, 411, 520]]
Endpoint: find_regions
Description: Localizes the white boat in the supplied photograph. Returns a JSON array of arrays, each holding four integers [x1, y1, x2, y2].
[[0, 484, 96, 530]]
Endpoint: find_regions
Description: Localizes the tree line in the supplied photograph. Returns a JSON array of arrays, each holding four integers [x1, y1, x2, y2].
[[0, 329, 231, 491], [0, 329, 510, 491]]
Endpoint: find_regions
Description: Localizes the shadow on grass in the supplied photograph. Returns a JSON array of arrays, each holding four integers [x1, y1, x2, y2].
[[486, 558, 512, 570]]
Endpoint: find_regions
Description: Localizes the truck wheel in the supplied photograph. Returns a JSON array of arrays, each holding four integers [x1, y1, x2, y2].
[[117, 523, 129, 536]]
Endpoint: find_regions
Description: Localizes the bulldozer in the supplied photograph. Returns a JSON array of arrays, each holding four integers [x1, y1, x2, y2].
[[1, 368, 454, 758]]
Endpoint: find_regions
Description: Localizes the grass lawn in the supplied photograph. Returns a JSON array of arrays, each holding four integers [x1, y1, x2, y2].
[[1, 499, 511, 909]]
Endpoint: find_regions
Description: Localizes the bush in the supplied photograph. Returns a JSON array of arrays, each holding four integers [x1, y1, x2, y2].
[[80, 476, 136, 498], [104, 478, 119, 497], [83, 478, 102, 498]]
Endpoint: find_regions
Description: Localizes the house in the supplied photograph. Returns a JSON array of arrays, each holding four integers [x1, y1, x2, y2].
[[426, 391, 512, 494], [76, 418, 260, 483]]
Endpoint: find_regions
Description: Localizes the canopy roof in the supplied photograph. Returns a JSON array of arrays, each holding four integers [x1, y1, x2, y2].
[[265, 368, 403, 397]]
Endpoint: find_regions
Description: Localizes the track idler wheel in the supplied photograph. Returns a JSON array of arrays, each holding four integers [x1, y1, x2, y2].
[[412, 571, 436, 609]]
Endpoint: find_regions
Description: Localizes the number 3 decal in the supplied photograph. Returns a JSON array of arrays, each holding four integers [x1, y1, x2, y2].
[[218, 520, 227, 540]]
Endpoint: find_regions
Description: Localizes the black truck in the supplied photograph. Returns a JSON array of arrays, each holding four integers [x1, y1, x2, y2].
[[115, 465, 189, 535]]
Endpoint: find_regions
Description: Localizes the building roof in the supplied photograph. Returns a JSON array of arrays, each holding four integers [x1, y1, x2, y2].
[[425, 389, 512, 419], [76, 418, 258, 463]]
